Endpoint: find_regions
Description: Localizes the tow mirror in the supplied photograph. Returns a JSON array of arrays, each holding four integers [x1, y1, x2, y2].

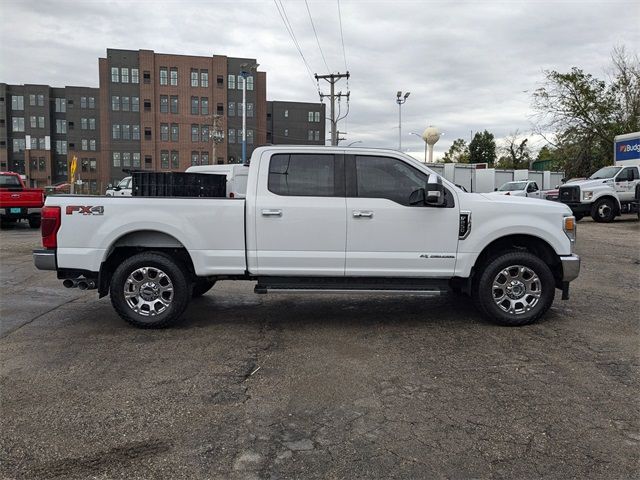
[[425, 174, 445, 207], [409, 188, 426, 206]]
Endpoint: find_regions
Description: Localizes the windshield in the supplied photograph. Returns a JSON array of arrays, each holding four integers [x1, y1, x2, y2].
[[589, 167, 620, 179], [117, 177, 131, 188], [0, 175, 22, 187], [499, 181, 528, 191]]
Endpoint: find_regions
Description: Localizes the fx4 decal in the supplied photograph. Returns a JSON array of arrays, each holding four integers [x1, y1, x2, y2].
[[66, 205, 104, 216]]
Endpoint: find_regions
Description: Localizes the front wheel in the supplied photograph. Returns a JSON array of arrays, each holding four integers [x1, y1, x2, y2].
[[473, 251, 556, 326], [591, 198, 616, 223], [110, 252, 191, 328]]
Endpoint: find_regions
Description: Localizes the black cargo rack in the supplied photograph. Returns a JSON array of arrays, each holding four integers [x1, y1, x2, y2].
[[131, 171, 226, 198]]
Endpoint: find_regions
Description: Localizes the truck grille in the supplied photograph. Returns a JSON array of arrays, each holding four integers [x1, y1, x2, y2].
[[559, 185, 580, 203]]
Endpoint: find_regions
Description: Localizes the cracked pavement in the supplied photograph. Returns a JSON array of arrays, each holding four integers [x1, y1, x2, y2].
[[0, 217, 639, 479]]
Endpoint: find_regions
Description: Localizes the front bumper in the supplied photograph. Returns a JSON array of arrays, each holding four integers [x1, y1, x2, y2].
[[33, 249, 57, 271], [560, 202, 591, 215], [560, 254, 580, 282]]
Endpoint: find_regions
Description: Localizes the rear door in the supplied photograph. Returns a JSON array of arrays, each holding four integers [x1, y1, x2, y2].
[[345, 154, 459, 277], [253, 152, 346, 276]]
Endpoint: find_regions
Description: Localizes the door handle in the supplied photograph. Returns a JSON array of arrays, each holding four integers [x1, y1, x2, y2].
[[353, 210, 373, 218], [261, 209, 282, 217]]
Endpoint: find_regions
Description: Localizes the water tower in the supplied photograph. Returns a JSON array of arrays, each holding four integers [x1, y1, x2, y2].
[[422, 126, 441, 163]]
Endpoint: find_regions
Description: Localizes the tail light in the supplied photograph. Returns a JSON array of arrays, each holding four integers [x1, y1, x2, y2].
[[41, 206, 61, 249]]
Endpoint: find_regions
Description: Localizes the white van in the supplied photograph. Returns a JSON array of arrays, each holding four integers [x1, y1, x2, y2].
[[186, 164, 249, 198]]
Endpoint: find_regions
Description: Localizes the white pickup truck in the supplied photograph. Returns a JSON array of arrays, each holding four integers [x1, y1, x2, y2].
[[33, 146, 580, 328]]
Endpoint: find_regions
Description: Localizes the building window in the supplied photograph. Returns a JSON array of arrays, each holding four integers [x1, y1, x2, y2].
[[170, 96, 178, 114], [191, 69, 199, 87], [121, 67, 129, 83], [227, 74, 235, 89], [80, 96, 87, 108], [191, 124, 199, 142], [201, 125, 209, 142], [247, 76, 254, 91], [314, 112, 321, 122], [112, 152, 121, 167], [132, 124, 140, 140], [122, 124, 131, 140], [40, 157, 47, 170], [29, 94, 37, 106], [247, 129, 254, 144], [237, 102, 243, 115], [191, 97, 199, 115], [56, 140, 67, 154], [132, 153, 141, 168], [132, 96, 140, 112], [122, 152, 131, 167], [159, 67, 168, 85], [39, 137, 46, 149], [170, 67, 178, 86], [13, 138, 26, 152], [160, 150, 169, 169], [171, 150, 179, 169], [12, 95, 24, 110], [160, 95, 168, 113], [37, 94, 44, 106], [284, 129, 289, 137], [111, 67, 119, 82], [112, 124, 121, 140], [284, 110, 288, 118], [201, 70, 209, 87], [144, 128, 152, 140], [217, 103, 224, 115], [111, 95, 120, 111], [199, 152, 208, 165], [308, 130, 314, 141], [247, 103, 254, 118], [30, 137, 38, 150], [315, 130, 320, 141], [55, 119, 66, 134], [90, 139, 96, 151], [30, 116, 37, 128], [217, 75, 224, 88], [89, 118, 96, 130], [171, 123, 179, 142], [160, 123, 169, 141], [201, 97, 209, 115], [191, 151, 199, 166], [145, 155, 152, 168], [122, 96, 130, 112], [88, 97, 95, 109], [308, 112, 314, 122], [55, 98, 66, 112], [228, 128, 236, 144], [228, 102, 235, 117], [81, 139, 88, 151], [144, 99, 151, 111], [143, 71, 151, 84], [38, 116, 45, 128], [132, 68, 139, 84]]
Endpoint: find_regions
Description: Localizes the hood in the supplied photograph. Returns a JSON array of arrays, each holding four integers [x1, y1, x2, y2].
[[561, 178, 613, 190], [485, 190, 526, 196], [480, 192, 571, 213]]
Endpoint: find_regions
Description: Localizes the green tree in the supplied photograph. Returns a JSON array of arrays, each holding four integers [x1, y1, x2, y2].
[[469, 130, 496, 165], [442, 138, 470, 163]]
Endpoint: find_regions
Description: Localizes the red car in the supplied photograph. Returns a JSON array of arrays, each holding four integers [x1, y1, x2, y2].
[[0, 172, 45, 228]]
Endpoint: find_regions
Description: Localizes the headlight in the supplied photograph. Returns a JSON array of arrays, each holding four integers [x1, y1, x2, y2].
[[582, 191, 593, 201], [563, 215, 576, 250]]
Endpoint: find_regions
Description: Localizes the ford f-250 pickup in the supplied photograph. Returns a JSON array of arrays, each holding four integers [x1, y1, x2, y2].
[[1, 171, 45, 228], [33, 146, 580, 328]]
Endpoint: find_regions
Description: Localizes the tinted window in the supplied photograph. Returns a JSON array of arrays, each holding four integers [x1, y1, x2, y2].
[[617, 168, 638, 181], [268, 154, 335, 197], [355, 156, 427, 205]]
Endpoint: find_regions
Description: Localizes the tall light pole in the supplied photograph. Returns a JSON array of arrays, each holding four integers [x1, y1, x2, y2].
[[396, 91, 410, 150], [240, 62, 259, 164]]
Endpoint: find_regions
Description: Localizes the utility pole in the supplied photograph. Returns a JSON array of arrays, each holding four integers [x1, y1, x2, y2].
[[315, 72, 350, 146]]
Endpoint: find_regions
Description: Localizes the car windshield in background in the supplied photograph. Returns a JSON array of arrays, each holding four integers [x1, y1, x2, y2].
[[0, 175, 22, 187], [499, 182, 527, 191], [589, 167, 621, 179]]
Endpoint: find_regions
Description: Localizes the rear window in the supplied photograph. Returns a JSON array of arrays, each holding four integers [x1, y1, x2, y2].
[[0, 175, 21, 188], [268, 154, 336, 197]]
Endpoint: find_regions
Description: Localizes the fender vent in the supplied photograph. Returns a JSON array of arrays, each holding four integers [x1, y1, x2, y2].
[[459, 211, 471, 239]]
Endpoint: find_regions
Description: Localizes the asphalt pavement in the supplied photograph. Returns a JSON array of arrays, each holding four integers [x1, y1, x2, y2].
[[0, 217, 638, 479]]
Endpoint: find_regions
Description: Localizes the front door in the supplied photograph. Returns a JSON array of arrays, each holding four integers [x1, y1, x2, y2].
[[254, 152, 346, 276], [614, 167, 639, 202], [345, 154, 460, 277]]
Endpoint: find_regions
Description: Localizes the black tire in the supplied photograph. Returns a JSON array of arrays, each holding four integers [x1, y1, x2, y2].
[[473, 251, 556, 326], [110, 251, 191, 328], [591, 198, 616, 223], [28, 216, 41, 229], [192, 279, 216, 298], [573, 213, 584, 222]]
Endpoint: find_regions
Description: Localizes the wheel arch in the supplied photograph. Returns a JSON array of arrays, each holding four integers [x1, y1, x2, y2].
[[592, 194, 621, 215]]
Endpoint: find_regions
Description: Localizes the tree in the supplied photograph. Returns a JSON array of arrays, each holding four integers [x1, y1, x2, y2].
[[469, 130, 496, 165], [442, 138, 470, 163], [531, 46, 640, 177], [497, 131, 532, 169]]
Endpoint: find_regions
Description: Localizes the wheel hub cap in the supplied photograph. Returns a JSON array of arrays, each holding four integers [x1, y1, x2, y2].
[[124, 267, 174, 316], [492, 265, 541, 315]]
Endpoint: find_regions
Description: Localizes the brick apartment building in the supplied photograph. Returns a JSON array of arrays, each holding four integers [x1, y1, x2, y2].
[[1, 48, 326, 191]]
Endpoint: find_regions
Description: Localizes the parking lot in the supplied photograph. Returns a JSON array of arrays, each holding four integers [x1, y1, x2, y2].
[[0, 217, 638, 479]]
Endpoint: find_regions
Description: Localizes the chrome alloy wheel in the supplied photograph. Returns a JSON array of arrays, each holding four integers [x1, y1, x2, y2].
[[492, 265, 541, 315], [597, 203, 611, 218], [124, 267, 174, 316]]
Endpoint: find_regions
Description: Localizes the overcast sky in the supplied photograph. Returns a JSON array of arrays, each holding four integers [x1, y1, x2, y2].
[[1, 0, 637, 159]]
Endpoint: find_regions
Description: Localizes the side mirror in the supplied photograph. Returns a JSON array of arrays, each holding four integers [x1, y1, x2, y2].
[[494, 187, 498, 191], [409, 188, 426, 206], [425, 174, 445, 207], [555, 184, 559, 189], [107, 184, 113, 189]]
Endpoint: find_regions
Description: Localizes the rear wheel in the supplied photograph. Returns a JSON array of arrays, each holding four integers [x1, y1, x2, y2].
[[110, 252, 190, 328], [591, 198, 616, 223], [192, 279, 216, 298], [473, 251, 555, 326]]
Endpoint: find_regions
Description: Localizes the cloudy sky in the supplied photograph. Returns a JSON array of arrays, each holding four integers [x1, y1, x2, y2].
[[1, 0, 637, 159]]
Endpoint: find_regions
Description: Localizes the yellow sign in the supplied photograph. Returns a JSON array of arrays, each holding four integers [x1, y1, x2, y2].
[[70, 156, 77, 182]]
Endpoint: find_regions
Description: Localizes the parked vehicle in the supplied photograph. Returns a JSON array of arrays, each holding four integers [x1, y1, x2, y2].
[[543, 178, 586, 203], [105, 176, 132, 196], [186, 164, 249, 198], [489, 180, 543, 198], [0, 171, 44, 228], [33, 146, 580, 329], [558, 162, 640, 222]]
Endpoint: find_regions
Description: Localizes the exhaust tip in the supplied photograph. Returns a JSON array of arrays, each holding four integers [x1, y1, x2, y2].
[[63, 279, 76, 288]]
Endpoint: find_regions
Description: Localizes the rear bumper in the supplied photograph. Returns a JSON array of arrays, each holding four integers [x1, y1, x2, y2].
[[560, 254, 580, 282], [33, 249, 57, 271], [2, 207, 41, 217]]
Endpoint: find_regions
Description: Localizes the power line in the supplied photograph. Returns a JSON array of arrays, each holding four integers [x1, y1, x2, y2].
[[337, 0, 348, 72], [304, 0, 330, 73]]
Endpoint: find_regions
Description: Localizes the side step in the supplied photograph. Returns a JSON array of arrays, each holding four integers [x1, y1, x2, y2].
[[254, 276, 449, 295]]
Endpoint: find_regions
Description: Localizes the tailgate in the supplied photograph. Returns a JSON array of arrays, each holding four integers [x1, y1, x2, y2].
[[0, 190, 44, 208]]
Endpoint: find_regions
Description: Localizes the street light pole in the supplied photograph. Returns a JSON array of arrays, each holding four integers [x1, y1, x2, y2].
[[396, 91, 410, 150]]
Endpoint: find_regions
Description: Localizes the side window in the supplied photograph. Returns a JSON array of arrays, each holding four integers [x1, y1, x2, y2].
[[632, 168, 640, 181], [268, 154, 336, 197], [355, 155, 428, 206], [618, 167, 638, 181], [528, 182, 539, 192]]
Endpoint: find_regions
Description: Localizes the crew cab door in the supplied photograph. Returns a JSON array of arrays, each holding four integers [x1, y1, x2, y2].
[[253, 152, 346, 275], [345, 154, 459, 277], [614, 167, 640, 202], [526, 182, 541, 198]]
